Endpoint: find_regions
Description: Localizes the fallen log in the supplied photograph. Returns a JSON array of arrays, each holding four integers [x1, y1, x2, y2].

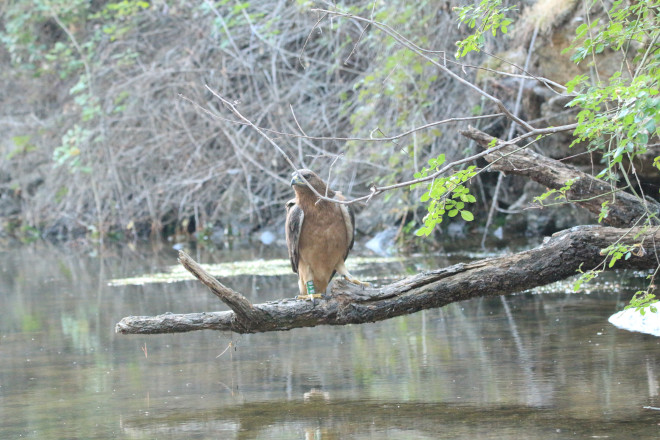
[[115, 225, 658, 335]]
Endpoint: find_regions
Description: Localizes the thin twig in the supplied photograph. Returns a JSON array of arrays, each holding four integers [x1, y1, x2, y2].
[[314, 8, 536, 131], [182, 92, 505, 143], [343, 1, 375, 65], [289, 104, 308, 137], [299, 11, 328, 68]]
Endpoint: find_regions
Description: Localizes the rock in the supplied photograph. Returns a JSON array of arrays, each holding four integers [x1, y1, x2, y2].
[[447, 221, 466, 239], [365, 228, 398, 256], [609, 304, 660, 337], [258, 230, 276, 245], [210, 227, 225, 246]]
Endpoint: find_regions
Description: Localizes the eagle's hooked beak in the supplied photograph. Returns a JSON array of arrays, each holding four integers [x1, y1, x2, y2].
[[290, 172, 305, 187]]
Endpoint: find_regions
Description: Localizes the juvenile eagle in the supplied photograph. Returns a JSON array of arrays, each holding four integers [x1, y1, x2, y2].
[[285, 169, 365, 300]]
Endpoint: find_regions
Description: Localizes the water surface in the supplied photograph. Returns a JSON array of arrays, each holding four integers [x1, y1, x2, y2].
[[1, 241, 659, 439]]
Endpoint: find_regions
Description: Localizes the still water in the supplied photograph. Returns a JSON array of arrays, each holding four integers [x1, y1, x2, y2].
[[1, 240, 659, 439]]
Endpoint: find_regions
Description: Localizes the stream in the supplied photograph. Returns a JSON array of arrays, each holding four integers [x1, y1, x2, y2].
[[1, 239, 659, 439]]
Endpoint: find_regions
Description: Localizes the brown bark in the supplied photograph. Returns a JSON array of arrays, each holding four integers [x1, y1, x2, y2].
[[460, 126, 660, 227], [115, 225, 659, 335]]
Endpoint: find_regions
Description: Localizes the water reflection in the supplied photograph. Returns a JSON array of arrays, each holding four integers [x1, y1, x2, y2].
[[1, 242, 659, 439]]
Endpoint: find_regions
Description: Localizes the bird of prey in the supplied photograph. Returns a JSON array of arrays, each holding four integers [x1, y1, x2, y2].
[[285, 169, 366, 300]]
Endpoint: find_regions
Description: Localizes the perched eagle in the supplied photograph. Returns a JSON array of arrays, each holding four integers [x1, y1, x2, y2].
[[285, 169, 365, 300]]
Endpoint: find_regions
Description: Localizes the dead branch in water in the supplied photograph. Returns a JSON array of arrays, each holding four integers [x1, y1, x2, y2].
[[461, 126, 660, 227], [115, 225, 658, 335]]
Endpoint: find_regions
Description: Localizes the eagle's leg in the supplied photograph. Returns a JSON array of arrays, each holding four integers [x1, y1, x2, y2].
[[296, 277, 322, 301], [336, 262, 370, 288]]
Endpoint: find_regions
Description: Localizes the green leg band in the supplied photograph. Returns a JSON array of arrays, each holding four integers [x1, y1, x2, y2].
[[306, 281, 316, 295]]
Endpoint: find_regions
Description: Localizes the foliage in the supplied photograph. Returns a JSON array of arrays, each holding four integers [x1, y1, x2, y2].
[[338, 0, 455, 190], [454, 0, 515, 58], [319, 0, 486, 230], [562, 1, 659, 187], [6, 135, 37, 160], [407, 0, 516, 238], [407, 0, 660, 314], [96, 1, 150, 41], [0, 0, 89, 69], [53, 125, 91, 172], [1, 0, 149, 179], [625, 290, 657, 316], [533, 179, 575, 206], [412, 154, 476, 236], [561, 1, 659, 311]]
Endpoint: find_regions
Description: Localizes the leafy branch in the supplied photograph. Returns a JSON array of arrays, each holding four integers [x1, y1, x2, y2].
[[412, 155, 477, 236], [454, 0, 516, 58]]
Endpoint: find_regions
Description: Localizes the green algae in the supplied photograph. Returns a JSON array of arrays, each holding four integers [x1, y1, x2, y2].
[[108, 255, 403, 286]]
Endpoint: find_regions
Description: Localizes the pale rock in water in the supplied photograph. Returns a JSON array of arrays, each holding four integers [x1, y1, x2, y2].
[[609, 303, 660, 337]]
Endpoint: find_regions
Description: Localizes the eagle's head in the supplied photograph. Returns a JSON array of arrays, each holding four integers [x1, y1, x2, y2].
[[290, 169, 329, 195]]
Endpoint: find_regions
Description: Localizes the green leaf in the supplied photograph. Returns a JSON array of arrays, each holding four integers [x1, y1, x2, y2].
[[460, 210, 474, 221], [575, 23, 588, 38], [608, 256, 618, 268], [12, 135, 31, 148]]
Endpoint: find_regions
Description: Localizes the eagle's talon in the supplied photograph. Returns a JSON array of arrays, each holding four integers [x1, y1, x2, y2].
[[343, 275, 370, 289], [296, 293, 323, 301]]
